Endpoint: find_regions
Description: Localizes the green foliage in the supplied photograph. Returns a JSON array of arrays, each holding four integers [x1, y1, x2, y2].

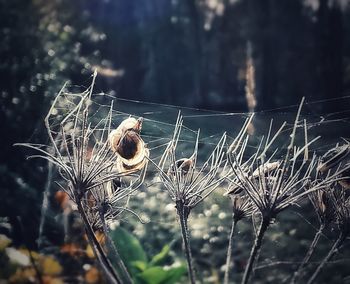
[[149, 245, 170, 266], [111, 227, 186, 284], [136, 266, 186, 284], [110, 227, 147, 274]]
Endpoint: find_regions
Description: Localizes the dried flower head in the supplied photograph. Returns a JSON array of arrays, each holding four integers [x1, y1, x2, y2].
[[227, 100, 336, 221], [16, 73, 146, 284], [153, 114, 227, 213], [85, 170, 146, 230], [108, 117, 149, 174], [16, 73, 147, 214], [109, 117, 147, 164]]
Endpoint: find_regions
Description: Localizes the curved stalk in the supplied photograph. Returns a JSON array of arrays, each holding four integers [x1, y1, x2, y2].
[[290, 224, 325, 284], [241, 218, 270, 284], [76, 198, 121, 284], [177, 202, 196, 284], [224, 217, 238, 284], [99, 210, 133, 284], [307, 233, 344, 284]]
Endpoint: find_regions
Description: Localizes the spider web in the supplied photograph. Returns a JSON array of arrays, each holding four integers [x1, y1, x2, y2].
[[43, 76, 350, 167], [36, 78, 350, 282]]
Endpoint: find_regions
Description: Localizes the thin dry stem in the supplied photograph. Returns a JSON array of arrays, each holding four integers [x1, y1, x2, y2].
[[290, 224, 325, 284], [241, 218, 270, 284], [306, 233, 345, 284], [224, 217, 238, 284]]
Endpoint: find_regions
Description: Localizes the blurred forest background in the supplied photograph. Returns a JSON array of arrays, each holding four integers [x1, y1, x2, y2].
[[1, 0, 350, 282]]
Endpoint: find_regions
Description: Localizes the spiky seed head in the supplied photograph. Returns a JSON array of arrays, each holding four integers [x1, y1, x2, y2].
[[229, 195, 253, 220], [225, 161, 280, 196], [115, 148, 149, 173]]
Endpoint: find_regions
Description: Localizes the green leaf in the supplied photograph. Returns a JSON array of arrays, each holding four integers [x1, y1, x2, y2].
[[136, 267, 168, 284], [150, 245, 170, 266], [132, 260, 148, 272], [160, 266, 187, 284], [110, 227, 147, 274]]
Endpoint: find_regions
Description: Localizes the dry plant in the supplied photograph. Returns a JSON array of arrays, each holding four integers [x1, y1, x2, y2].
[[15, 72, 149, 284], [223, 115, 255, 284], [289, 146, 345, 283], [289, 188, 334, 284], [304, 143, 350, 284], [306, 187, 350, 284], [15, 74, 350, 284], [223, 192, 254, 284], [152, 114, 227, 284], [225, 99, 349, 284]]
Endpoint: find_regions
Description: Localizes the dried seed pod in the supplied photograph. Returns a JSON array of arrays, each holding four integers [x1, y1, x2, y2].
[[176, 158, 193, 174], [317, 144, 350, 173], [168, 158, 193, 177], [109, 117, 148, 168], [252, 161, 280, 178], [116, 148, 149, 173], [116, 131, 146, 162], [109, 117, 143, 152]]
